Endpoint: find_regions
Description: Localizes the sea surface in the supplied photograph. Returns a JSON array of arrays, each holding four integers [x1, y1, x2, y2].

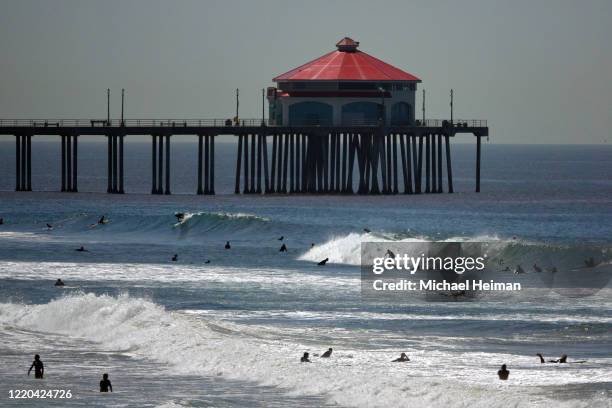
[[0, 139, 611, 407]]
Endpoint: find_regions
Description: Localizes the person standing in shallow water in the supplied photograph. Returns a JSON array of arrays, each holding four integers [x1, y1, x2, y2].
[[497, 364, 509, 380], [27, 354, 44, 379], [100, 373, 112, 392]]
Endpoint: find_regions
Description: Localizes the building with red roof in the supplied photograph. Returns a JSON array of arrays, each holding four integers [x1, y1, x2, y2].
[[268, 37, 421, 126]]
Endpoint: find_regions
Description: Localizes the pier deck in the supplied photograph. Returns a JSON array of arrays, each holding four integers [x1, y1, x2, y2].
[[0, 119, 488, 195]]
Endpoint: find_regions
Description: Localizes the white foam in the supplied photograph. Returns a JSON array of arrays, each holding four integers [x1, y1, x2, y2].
[[1, 294, 609, 408]]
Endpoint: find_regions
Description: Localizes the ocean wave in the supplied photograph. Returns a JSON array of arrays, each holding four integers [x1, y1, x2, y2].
[[1, 293, 610, 408]]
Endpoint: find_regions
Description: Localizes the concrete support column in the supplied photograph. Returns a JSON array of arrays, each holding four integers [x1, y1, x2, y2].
[[72, 135, 78, 192], [164, 135, 171, 194]]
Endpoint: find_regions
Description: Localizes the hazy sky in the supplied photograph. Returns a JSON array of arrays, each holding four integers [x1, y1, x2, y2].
[[0, 0, 610, 144]]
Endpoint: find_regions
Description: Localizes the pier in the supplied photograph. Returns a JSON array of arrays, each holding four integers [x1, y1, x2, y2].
[[0, 119, 488, 195]]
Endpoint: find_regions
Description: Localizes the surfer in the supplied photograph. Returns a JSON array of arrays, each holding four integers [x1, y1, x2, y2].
[[497, 364, 509, 380], [317, 258, 329, 266], [46, 223, 53, 230], [225, 241, 231, 249], [392, 353, 410, 362], [550, 354, 568, 363], [172, 254, 178, 262], [386, 249, 396, 258], [536, 353, 545, 363], [514, 265, 525, 274], [98, 215, 107, 225], [278, 236, 284, 241], [533, 263, 542, 273], [279, 244, 287, 252], [27, 355, 44, 379], [175, 212, 185, 222], [300, 352, 311, 363], [54, 278, 65, 287], [321, 348, 333, 358], [205, 260, 211, 264], [363, 228, 371, 233], [311, 243, 315, 247], [75, 246, 88, 252], [99, 373, 113, 392]]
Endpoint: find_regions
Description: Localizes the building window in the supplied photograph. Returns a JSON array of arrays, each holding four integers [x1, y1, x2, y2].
[[288, 101, 333, 126], [391, 102, 412, 125], [342, 101, 381, 125]]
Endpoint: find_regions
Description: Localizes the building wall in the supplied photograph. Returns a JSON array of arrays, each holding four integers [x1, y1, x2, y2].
[[276, 90, 416, 126]]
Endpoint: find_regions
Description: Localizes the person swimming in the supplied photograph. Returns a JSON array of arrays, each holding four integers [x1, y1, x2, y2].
[[171, 254, 178, 262], [54, 278, 65, 287], [311, 243, 315, 247], [317, 258, 329, 266], [99, 373, 112, 392], [75, 246, 88, 252], [205, 259, 211, 264], [321, 348, 333, 358], [225, 241, 231, 249], [300, 352, 311, 363], [392, 352, 410, 362], [28, 354, 44, 379], [536, 353, 568, 363], [497, 364, 509, 380]]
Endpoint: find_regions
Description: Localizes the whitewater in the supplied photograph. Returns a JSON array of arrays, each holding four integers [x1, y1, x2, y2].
[[0, 143, 611, 407]]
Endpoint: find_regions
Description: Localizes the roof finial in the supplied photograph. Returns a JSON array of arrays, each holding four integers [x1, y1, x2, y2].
[[336, 37, 359, 52]]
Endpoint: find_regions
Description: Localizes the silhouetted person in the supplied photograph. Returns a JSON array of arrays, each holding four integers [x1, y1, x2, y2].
[[321, 348, 333, 358], [46, 223, 53, 230], [363, 228, 371, 233], [498, 364, 509, 380], [28, 354, 44, 379], [279, 244, 287, 252], [99, 373, 112, 392], [311, 243, 315, 247], [225, 241, 231, 249], [75, 246, 87, 252], [392, 352, 410, 362], [301, 352, 311, 363], [54, 279, 65, 287], [386, 249, 395, 258], [536, 353, 545, 364], [551, 354, 568, 363], [278, 236, 284, 241], [0, 217, 3, 225], [98, 215, 107, 224], [175, 212, 185, 222], [533, 264, 542, 273], [205, 260, 211, 264], [317, 258, 329, 266], [172, 254, 178, 262], [514, 265, 525, 274]]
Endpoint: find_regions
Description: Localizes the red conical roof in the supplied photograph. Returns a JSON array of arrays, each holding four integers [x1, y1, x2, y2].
[[273, 38, 420, 82]]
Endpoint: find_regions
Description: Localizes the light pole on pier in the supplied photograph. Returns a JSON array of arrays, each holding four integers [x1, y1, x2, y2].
[[106, 88, 110, 125]]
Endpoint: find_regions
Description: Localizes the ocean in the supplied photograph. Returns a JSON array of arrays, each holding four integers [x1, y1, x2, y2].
[[0, 139, 611, 407]]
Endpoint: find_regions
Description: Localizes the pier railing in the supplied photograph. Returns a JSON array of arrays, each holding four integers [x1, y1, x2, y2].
[[0, 118, 487, 128]]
